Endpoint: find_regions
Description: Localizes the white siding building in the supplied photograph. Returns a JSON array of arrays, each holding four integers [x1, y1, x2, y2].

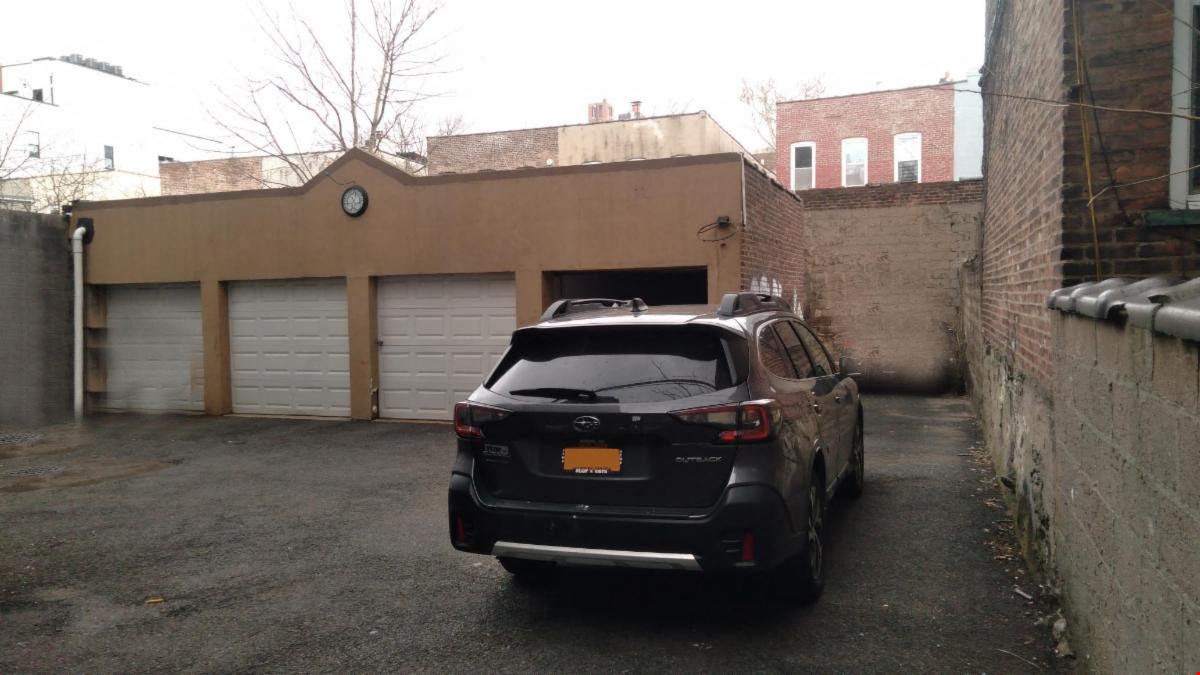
[[0, 55, 221, 211]]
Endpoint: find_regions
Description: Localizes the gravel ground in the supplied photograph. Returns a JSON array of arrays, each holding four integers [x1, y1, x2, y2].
[[0, 396, 1064, 673]]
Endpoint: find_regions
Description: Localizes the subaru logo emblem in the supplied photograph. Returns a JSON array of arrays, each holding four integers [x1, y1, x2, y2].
[[573, 416, 601, 432]]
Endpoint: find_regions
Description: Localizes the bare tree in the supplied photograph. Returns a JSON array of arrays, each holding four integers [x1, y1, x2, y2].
[[738, 77, 826, 154], [0, 101, 38, 182], [1, 100, 109, 212], [23, 154, 104, 213], [214, 0, 445, 184], [435, 114, 466, 138]]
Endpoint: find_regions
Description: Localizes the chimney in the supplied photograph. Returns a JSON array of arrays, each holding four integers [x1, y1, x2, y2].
[[631, 100, 642, 119], [588, 98, 613, 123]]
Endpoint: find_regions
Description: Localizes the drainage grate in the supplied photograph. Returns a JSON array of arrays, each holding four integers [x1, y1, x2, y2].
[[0, 433, 42, 446], [2, 465, 62, 478]]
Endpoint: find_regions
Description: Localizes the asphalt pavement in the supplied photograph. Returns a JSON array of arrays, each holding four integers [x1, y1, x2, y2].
[[0, 396, 1063, 673]]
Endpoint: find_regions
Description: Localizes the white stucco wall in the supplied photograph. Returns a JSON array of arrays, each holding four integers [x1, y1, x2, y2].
[[954, 74, 984, 180]]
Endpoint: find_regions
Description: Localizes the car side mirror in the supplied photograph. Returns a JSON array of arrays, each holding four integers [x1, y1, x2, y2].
[[837, 356, 861, 381]]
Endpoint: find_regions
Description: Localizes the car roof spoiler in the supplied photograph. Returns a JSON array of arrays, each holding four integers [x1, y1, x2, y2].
[[540, 297, 649, 322], [716, 292, 791, 317]]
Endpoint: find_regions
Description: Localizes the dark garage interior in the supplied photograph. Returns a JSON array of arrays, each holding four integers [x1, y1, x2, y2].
[[550, 267, 708, 306]]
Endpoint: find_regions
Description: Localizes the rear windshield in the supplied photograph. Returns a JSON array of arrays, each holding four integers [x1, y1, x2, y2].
[[487, 326, 747, 403]]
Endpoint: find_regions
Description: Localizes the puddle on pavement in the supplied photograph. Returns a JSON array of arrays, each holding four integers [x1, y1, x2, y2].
[[0, 456, 171, 494], [0, 425, 85, 461]]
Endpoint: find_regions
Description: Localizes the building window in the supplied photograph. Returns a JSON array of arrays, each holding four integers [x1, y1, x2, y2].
[[103, 145, 114, 171], [1169, 0, 1200, 207], [894, 132, 922, 183], [27, 131, 40, 159], [841, 137, 867, 187], [790, 142, 816, 191], [31, 89, 43, 102]]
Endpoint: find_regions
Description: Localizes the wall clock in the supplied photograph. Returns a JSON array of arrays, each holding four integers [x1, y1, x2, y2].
[[341, 185, 368, 217]]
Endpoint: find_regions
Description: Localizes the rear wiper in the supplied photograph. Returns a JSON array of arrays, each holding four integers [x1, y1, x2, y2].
[[508, 387, 601, 401], [595, 378, 717, 393]]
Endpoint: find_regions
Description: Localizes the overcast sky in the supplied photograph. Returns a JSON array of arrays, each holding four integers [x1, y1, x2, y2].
[[2, 0, 984, 155]]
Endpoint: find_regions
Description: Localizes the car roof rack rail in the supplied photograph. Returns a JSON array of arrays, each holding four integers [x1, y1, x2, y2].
[[716, 292, 791, 317], [541, 297, 649, 321]]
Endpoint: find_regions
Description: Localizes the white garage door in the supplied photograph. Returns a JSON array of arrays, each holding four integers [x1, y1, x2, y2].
[[378, 274, 516, 420], [229, 279, 350, 416], [105, 283, 204, 412]]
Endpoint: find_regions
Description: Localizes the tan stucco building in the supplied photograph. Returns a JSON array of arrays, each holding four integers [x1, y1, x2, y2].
[[426, 112, 762, 176], [75, 149, 802, 421]]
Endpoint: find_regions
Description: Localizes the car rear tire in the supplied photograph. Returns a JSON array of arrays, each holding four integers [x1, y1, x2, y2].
[[497, 556, 555, 584], [775, 478, 826, 603], [842, 420, 865, 499]]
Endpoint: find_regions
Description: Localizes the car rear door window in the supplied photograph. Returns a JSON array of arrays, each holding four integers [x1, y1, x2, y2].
[[487, 326, 745, 403], [758, 325, 798, 379], [774, 321, 818, 379], [789, 321, 834, 377]]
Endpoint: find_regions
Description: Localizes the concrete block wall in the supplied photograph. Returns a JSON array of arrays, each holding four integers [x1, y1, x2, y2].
[[798, 180, 982, 391], [0, 210, 72, 425], [973, 0, 1200, 668], [1048, 313, 1199, 673]]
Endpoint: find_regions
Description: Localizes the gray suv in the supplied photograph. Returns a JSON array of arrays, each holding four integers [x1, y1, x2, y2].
[[447, 292, 864, 601]]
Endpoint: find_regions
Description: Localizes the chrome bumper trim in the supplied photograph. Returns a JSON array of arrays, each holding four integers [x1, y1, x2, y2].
[[492, 541, 702, 571]]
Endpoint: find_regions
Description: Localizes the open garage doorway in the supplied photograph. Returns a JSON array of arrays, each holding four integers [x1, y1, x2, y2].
[[549, 267, 707, 306]]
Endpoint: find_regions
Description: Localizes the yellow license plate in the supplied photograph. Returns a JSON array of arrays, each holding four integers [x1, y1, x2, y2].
[[562, 447, 622, 474]]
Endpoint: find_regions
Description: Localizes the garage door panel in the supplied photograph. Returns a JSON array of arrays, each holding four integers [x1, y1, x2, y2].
[[104, 283, 204, 412], [230, 279, 350, 417], [378, 274, 515, 420]]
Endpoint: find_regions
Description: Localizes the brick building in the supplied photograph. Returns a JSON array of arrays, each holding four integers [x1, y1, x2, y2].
[[775, 81, 983, 191], [967, 0, 1200, 670]]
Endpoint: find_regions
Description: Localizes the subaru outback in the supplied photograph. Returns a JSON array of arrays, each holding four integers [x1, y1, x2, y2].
[[447, 292, 863, 601]]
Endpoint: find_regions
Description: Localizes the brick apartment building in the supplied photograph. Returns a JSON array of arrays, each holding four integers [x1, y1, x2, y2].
[[775, 80, 983, 191], [968, 0, 1200, 670]]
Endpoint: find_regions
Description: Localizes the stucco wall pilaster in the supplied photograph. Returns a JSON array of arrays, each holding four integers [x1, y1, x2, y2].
[[347, 275, 378, 420], [200, 279, 232, 415]]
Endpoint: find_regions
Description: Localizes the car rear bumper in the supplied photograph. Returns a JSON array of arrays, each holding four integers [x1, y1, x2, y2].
[[492, 541, 702, 570], [448, 472, 802, 572]]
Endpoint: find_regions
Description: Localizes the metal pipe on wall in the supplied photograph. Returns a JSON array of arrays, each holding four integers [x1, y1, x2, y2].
[[71, 225, 86, 423]]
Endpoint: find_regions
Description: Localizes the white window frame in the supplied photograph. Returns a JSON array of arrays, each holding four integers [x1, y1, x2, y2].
[[790, 141, 816, 191], [26, 130, 40, 159], [841, 137, 868, 187], [893, 132, 922, 183], [1169, 0, 1200, 208]]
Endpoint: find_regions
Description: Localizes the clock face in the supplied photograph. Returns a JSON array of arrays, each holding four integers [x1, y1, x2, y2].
[[341, 186, 368, 217]]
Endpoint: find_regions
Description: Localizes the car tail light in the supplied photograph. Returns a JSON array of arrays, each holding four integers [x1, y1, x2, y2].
[[453, 401, 510, 439], [740, 530, 756, 562], [669, 400, 780, 444], [452, 513, 475, 547]]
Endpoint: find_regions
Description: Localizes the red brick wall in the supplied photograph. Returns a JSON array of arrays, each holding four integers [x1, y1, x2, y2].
[[426, 127, 558, 174], [739, 161, 806, 313], [159, 158, 264, 196], [1060, 2, 1200, 281], [800, 179, 982, 210], [979, 0, 1067, 385], [775, 85, 956, 189]]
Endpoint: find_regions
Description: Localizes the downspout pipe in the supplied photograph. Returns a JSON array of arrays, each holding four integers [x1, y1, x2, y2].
[[72, 225, 87, 423]]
